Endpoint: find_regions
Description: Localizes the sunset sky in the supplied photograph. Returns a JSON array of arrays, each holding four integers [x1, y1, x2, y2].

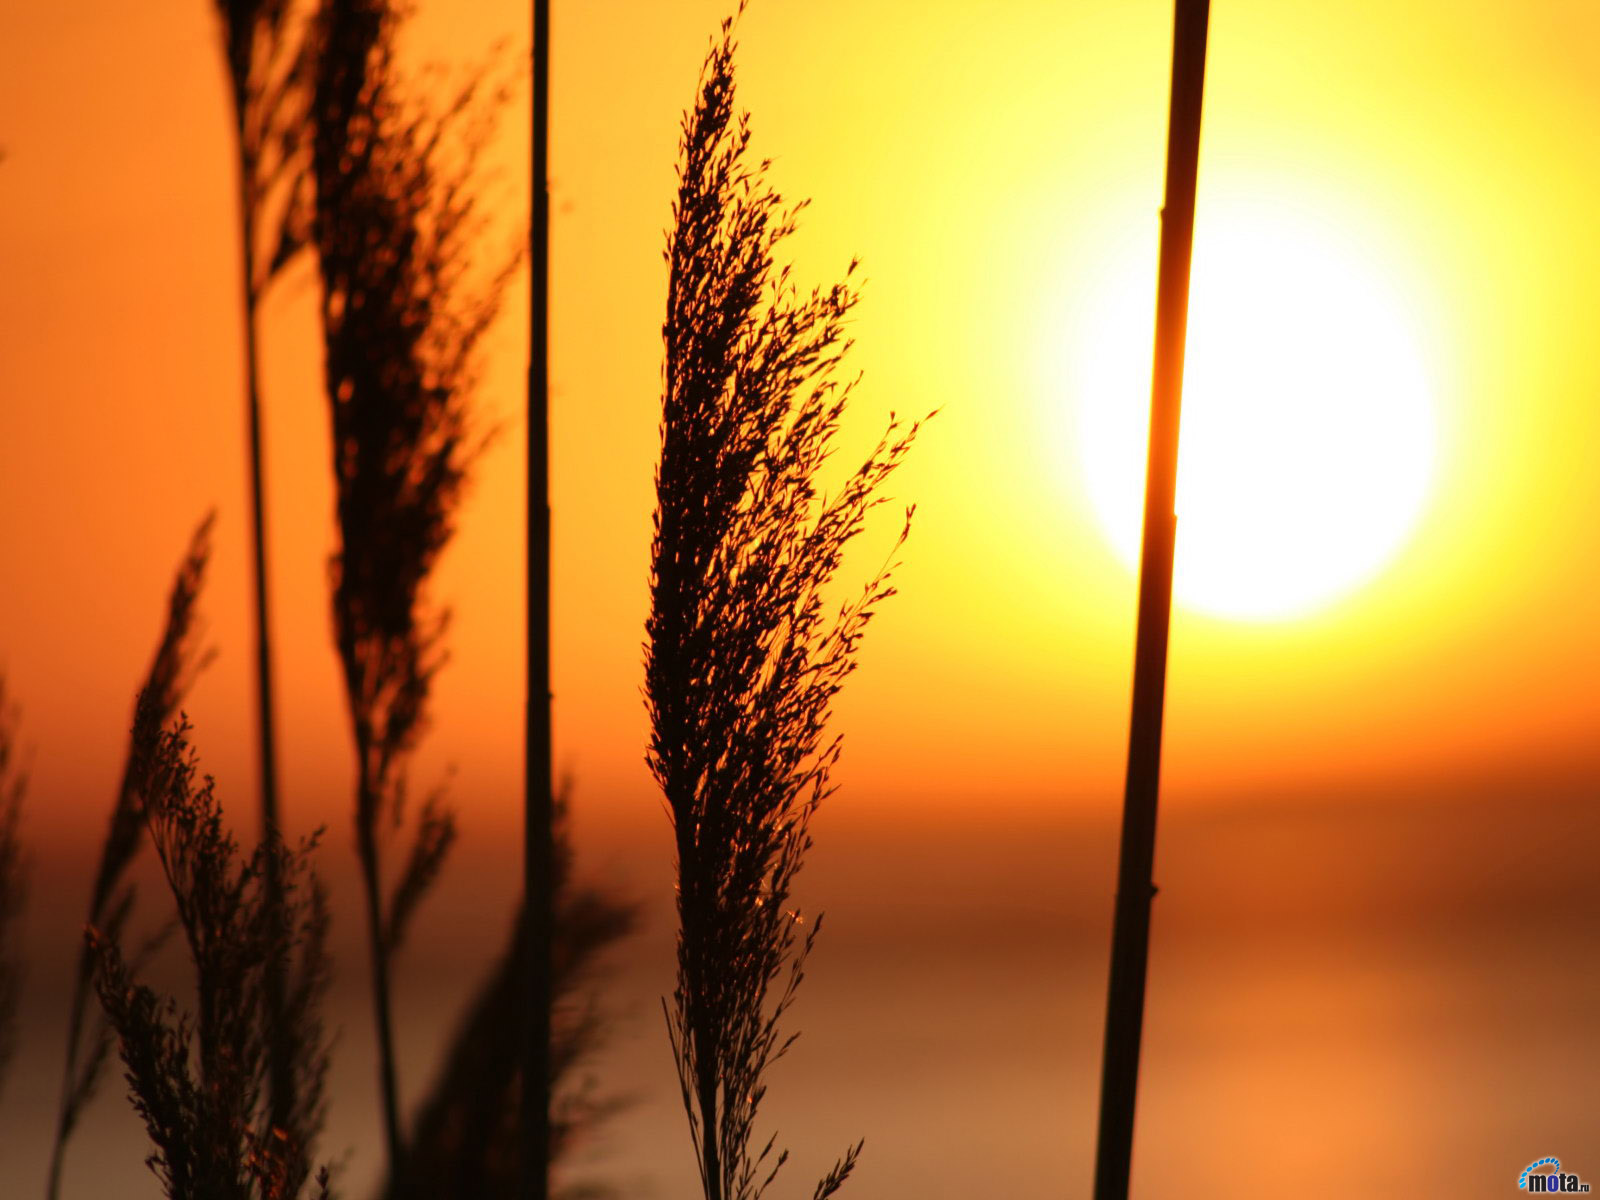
[[1, 2, 1597, 1197]]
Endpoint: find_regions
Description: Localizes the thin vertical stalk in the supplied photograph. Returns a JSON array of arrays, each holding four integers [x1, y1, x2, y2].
[[356, 768, 405, 1175], [231, 91, 292, 1144], [211, 2, 308, 1141], [524, 2, 554, 1199], [1091, 3, 1210, 1199]]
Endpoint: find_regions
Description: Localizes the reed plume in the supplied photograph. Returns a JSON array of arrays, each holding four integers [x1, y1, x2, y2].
[[647, 13, 919, 1200], [0, 674, 27, 1101], [214, 0, 312, 289], [309, 0, 515, 1175], [47, 515, 216, 1198], [89, 707, 331, 1200]]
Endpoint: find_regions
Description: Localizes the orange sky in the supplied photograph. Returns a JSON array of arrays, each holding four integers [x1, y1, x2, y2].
[[2, 0, 1597, 853], [3, 3, 1600, 1197]]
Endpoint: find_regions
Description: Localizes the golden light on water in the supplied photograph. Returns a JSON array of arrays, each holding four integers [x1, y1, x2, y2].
[[1063, 195, 1438, 621]]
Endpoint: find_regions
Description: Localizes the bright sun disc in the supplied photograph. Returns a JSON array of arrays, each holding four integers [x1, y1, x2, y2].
[[1069, 202, 1437, 621]]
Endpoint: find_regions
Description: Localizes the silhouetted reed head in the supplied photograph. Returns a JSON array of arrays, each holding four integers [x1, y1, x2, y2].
[[310, 0, 516, 1173], [647, 10, 919, 1200], [90, 709, 331, 1200], [213, 0, 313, 286], [48, 514, 216, 1196]]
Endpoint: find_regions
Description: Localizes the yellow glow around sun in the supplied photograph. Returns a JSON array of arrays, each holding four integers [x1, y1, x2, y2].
[[1064, 198, 1437, 621]]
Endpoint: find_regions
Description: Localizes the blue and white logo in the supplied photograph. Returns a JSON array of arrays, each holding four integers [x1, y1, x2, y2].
[[1520, 1158, 1592, 1193]]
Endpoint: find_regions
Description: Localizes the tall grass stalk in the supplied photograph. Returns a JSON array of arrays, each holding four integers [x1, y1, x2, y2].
[[647, 13, 919, 1200], [310, 0, 515, 1177], [211, 0, 312, 1137], [526, 2, 555, 1196], [89, 705, 331, 1200], [46, 516, 215, 1199], [1092, 4, 1210, 1197], [0, 674, 27, 1102]]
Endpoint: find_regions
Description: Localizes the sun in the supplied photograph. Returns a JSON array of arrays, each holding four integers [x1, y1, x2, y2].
[[1063, 199, 1437, 621]]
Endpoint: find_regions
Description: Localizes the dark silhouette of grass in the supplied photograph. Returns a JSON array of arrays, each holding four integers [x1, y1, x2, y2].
[[1093, 5, 1210, 1198], [647, 11, 919, 1200], [211, 0, 313, 1143], [89, 705, 332, 1200], [388, 794, 636, 1200], [0, 674, 27, 1103], [47, 515, 216, 1199], [526, 0, 555, 1194], [309, 0, 515, 1179]]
